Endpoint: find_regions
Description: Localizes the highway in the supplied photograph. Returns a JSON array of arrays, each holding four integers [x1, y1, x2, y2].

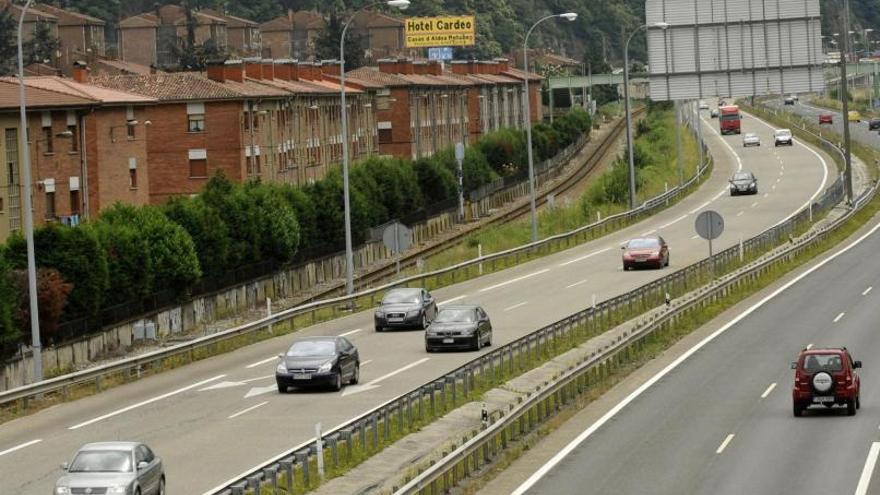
[[511, 201, 880, 495], [765, 96, 880, 150], [0, 109, 832, 494]]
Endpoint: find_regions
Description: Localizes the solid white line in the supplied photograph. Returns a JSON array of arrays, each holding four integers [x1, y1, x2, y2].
[[716, 434, 735, 454], [640, 229, 657, 236], [0, 439, 42, 457], [689, 201, 712, 214], [834, 312, 845, 323], [855, 442, 880, 495], [438, 295, 466, 306], [361, 359, 373, 366], [659, 214, 689, 230], [806, 343, 814, 350], [504, 301, 528, 312], [366, 358, 430, 386], [863, 286, 873, 296], [339, 328, 362, 337], [245, 356, 278, 369], [760, 382, 777, 399], [228, 401, 269, 419], [511, 218, 880, 495], [242, 374, 273, 383], [68, 375, 225, 430], [478, 269, 550, 293], [566, 279, 588, 289], [558, 247, 612, 267], [737, 211, 744, 217]]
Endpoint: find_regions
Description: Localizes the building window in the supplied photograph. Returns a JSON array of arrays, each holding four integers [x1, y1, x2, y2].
[[127, 123, 136, 139], [42, 127, 53, 153], [378, 128, 392, 144], [129, 157, 138, 188], [0, 197, 4, 212], [68, 125, 78, 151], [70, 190, 80, 215], [190, 158, 207, 177], [187, 102, 206, 133], [45, 191, 55, 219]]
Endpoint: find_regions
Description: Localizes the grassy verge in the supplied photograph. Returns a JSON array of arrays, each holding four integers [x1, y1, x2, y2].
[[809, 86, 877, 118]]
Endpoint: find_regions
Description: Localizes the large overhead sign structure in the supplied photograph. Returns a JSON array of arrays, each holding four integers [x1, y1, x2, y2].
[[646, 0, 824, 100], [405, 16, 476, 48]]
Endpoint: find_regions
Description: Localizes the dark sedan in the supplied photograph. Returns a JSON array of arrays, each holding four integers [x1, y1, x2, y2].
[[622, 236, 669, 270], [276, 336, 359, 392], [374, 287, 437, 331], [870, 118, 880, 130], [425, 305, 492, 352], [729, 170, 758, 196]]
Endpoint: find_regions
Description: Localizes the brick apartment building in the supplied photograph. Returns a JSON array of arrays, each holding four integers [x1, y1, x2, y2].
[[260, 10, 325, 60], [32, 4, 106, 75], [449, 59, 532, 138]]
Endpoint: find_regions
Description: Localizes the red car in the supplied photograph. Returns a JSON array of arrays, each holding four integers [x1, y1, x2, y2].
[[621, 236, 669, 270], [792, 347, 861, 417], [818, 113, 833, 125]]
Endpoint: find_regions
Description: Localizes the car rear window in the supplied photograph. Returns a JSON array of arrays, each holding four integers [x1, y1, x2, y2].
[[802, 353, 844, 372]]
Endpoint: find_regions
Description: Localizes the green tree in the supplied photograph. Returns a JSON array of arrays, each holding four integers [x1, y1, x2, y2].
[[163, 196, 231, 277], [0, 247, 18, 356], [25, 20, 59, 66], [92, 219, 154, 306], [314, 12, 364, 70], [11, 267, 73, 345], [0, 6, 16, 76]]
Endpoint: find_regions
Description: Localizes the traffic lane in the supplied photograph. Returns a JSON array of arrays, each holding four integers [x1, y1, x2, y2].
[[520, 205, 880, 495], [767, 99, 880, 148]]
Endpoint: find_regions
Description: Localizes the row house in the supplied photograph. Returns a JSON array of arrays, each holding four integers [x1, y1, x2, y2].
[[449, 59, 531, 137], [260, 10, 324, 61], [201, 9, 261, 58], [33, 4, 106, 75]]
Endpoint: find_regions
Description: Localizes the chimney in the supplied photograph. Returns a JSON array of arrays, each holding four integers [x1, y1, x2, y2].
[[72, 61, 89, 83], [320, 59, 341, 76], [413, 60, 428, 75], [450, 61, 468, 75], [297, 62, 321, 80], [274, 59, 296, 81], [243, 57, 263, 80], [261, 59, 275, 80], [427, 61, 442, 76], [397, 58, 414, 74], [206, 61, 225, 82], [494, 58, 509, 72], [378, 58, 397, 74], [223, 60, 244, 83]]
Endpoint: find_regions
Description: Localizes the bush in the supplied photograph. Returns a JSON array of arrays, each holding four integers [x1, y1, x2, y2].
[[11, 267, 72, 344], [0, 248, 17, 353], [92, 219, 153, 306], [414, 157, 457, 205], [163, 196, 231, 277]]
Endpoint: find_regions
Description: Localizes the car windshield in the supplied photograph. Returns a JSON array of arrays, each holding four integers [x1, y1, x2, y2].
[[382, 291, 420, 304], [745, 133, 757, 139], [776, 130, 792, 136], [626, 239, 660, 249], [802, 353, 844, 372], [733, 173, 753, 181], [286, 340, 336, 357], [435, 309, 476, 323], [69, 450, 133, 473]]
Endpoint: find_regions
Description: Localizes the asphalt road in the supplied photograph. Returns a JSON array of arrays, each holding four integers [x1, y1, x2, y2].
[[513, 205, 880, 495], [765, 97, 880, 150], [0, 109, 832, 495]]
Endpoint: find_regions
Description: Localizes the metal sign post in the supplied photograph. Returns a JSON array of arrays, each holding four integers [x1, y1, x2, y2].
[[695, 210, 724, 276], [455, 142, 465, 220], [382, 221, 413, 277], [315, 422, 324, 478]]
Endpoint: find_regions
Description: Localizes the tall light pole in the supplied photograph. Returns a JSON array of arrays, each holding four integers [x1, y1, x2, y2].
[[17, 0, 43, 383], [624, 22, 669, 209], [522, 12, 578, 243], [840, 0, 854, 204], [339, 0, 410, 295]]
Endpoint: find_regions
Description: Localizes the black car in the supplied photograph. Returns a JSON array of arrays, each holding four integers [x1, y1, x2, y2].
[[783, 96, 795, 105], [729, 170, 758, 195], [869, 118, 880, 130], [374, 287, 437, 331], [276, 336, 359, 392], [425, 305, 492, 352]]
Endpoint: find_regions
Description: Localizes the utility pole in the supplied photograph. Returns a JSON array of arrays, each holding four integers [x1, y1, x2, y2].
[[841, 0, 854, 204]]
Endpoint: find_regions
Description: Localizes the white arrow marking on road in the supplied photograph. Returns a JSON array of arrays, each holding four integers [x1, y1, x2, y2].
[[760, 382, 777, 399], [200, 381, 245, 392], [342, 358, 430, 397], [244, 385, 278, 399], [855, 442, 880, 495], [716, 433, 735, 454], [0, 439, 42, 457]]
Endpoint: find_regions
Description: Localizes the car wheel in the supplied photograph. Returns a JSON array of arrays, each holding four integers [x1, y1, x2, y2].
[[425, 344, 434, 353], [485, 331, 492, 347], [857, 394, 861, 409], [277, 382, 287, 394], [473, 335, 481, 351], [421, 314, 429, 330], [665, 254, 670, 267], [158, 477, 166, 495], [332, 372, 342, 391], [847, 399, 857, 416], [350, 364, 360, 385], [135, 489, 141, 495], [375, 325, 383, 332]]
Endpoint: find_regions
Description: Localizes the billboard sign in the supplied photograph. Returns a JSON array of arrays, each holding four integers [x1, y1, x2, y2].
[[428, 47, 454, 61], [405, 16, 476, 48], [646, 0, 824, 100]]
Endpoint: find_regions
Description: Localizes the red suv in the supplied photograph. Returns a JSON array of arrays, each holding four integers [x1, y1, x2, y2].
[[791, 347, 861, 417]]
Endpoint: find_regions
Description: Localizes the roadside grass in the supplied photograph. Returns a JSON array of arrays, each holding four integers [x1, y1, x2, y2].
[[809, 86, 876, 117]]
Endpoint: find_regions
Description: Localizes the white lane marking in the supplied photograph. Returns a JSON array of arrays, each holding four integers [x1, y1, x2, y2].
[[659, 214, 689, 230], [751, 202, 759, 208], [361, 359, 373, 366], [760, 382, 777, 399], [511, 218, 880, 495], [478, 269, 550, 293], [863, 286, 873, 296], [566, 279, 588, 289], [855, 442, 880, 495], [806, 343, 814, 350], [690, 234, 700, 239], [558, 247, 612, 267], [776, 178, 781, 184], [242, 375, 273, 383], [0, 439, 42, 457], [367, 358, 431, 386], [439, 295, 467, 306], [772, 185, 777, 190], [712, 188, 727, 200], [640, 229, 657, 236], [834, 312, 845, 323], [689, 200, 712, 214], [504, 301, 528, 312], [246, 356, 278, 369], [339, 328, 362, 337], [763, 193, 769, 198], [736, 211, 744, 217], [68, 375, 225, 430], [716, 434, 736, 454], [228, 401, 269, 419]]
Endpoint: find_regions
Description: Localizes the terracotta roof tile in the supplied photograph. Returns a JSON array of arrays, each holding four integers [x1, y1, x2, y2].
[[502, 68, 542, 82], [0, 80, 95, 110], [212, 79, 289, 98], [346, 67, 410, 87], [259, 16, 292, 31], [94, 58, 162, 76], [118, 13, 158, 28], [3, 76, 155, 104], [91, 73, 242, 101]]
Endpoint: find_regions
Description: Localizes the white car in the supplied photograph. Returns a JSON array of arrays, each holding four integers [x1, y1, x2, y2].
[[699, 100, 709, 110], [743, 133, 761, 147], [774, 129, 793, 146]]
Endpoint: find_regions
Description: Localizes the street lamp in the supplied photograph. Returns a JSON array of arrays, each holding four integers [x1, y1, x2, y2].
[[840, 0, 854, 204], [16, 0, 43, 383], [624, 21, 670, 209], [339, 0, 410, 296], [522, 12, 578, 243]]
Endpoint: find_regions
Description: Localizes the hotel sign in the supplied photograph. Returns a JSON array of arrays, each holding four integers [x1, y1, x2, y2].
[[405, 16, 476, 48]]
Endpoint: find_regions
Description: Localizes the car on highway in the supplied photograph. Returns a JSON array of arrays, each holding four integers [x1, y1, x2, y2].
[[699, 100, 709, 110], [869, 117, 880, 130], [818, 113, 833, 125], [774, 128, 793, 146], [621, 236, 669, 270], [710, 108, 719, 118], [849, 110, 862, 122], [792, 347, 861, 417], [425, 305, 492, 352], [789, 93, 799, 102], [742, 132, 761, 147], [276, 336, 359, 392], [783, 96, 795, 105], [56, 442, 165, 495], [374, 287, 437, 331], [729, 170, 758, 196]]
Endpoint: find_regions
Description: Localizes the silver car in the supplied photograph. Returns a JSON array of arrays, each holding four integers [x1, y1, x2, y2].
[[742, 132, 761, 147], [56, 442, 165, 495]]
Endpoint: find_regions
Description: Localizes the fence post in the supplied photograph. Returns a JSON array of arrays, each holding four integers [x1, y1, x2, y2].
[[295, 452, 310, 488]]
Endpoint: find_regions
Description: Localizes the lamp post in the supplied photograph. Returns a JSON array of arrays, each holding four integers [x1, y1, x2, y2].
[[840, 0, 854, 204], [339, 0, 410, 296], [522, 12, 578, 243], [16, 0, 43, 383], [624, 22, 669, 209]]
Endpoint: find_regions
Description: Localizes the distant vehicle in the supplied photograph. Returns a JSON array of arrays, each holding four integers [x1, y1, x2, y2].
[[792, 347, 861, 417], [276, 336, 359, 392], [789, 94, 799, 102], [849, 110, 862, 122], [742, 132, 761, 147], [56, 442, 165, 495], [621, 236, 669, 270], [425, 305, 492, 352], [719, 105, 742, 135], [774, 128, 793, 146], [710, 108, 720, 118], [819, 113, 833, 125], [869, 117, 880, 130], [374, 287, 437, 331], [783, 96, 795, 105], [729, 170, 758, 196], [699, 100, 709, 110]]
